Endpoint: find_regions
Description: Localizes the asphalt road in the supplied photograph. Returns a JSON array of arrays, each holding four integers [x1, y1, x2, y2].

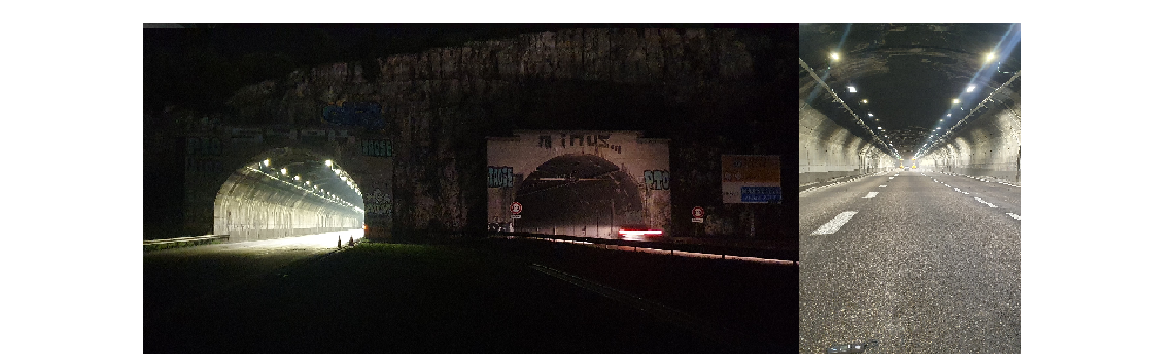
[[798, 169, 1021, 353], [144, 231, 790, 352]]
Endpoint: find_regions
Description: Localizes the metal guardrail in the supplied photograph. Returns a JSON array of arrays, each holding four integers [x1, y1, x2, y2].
[[493, 232, 798, 262], [143, 235, 230, 251]]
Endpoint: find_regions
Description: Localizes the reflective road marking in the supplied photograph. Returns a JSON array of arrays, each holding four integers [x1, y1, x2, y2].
[[862, 192, 879, 199], [1006, 213, 1021, 220], [879, 185, 887, 188], [811, 211, 859, 235]]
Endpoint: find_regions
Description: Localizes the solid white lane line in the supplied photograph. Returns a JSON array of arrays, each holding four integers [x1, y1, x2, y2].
[[811, 211, 859, 235], [879, 185, 887, 188], [862, 192, 879, 198], [1006, 213, 1021, 220], [974, 196, 998, 208], [889, 177, 895, 179]]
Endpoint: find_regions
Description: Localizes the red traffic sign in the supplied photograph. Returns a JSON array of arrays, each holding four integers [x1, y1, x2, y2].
[[510, 202, 523, 215], [691, 206, 705, 218]]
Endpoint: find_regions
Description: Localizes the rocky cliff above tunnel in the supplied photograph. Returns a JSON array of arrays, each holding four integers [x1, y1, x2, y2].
[[223, 27, 793, 238]]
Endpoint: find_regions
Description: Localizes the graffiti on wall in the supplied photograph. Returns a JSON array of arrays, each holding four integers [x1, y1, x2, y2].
[[538, 134, 622, 154], [488, 166, 514, 188], [361, 139, 392, 157], [644, 170, 670, 190], [322, 102, 386, 130], [185, 137, 223, 172], [365, 189, 392, 216]]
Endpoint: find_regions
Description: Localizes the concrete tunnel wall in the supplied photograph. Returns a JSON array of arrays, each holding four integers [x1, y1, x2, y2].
[[918, 91, 1022, 183], [213, 167, 363, 242], [799, 104, 898, 185]]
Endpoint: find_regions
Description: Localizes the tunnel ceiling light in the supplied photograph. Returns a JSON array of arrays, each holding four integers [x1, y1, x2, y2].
[[280, 168, 287, 175], [953, 98, 961, 104], [294, 175, 300, 181], [831, 52, 840, 61], [966, 85, 976, 93], [947, 114, 952, 117], [325, 160, 333, 167], [868, 113, 874, 117], [847, 86, 857, 92], [985, 52, 996, 62], [861, 99, 868, 103], [263, 159, 270, 167]]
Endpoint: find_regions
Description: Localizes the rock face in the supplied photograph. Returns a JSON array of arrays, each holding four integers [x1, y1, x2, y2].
[[226, 28, 774, 238]]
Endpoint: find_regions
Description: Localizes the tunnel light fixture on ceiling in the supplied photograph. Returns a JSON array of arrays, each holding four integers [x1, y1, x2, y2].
[[868, 113, 873, 117], [861, 99, 868, 104], [280, 168, 287, 175], [953, 98, 961, 104], [947, 114, 952, 117], [263, 159, 270, 167], [325, 160, 333, 167], [847, 86, 857, 93], [293, 175, 300, 181], [831, 52, 840, 61], [985, 52, 996, 62], [966, 85, 976, 93]]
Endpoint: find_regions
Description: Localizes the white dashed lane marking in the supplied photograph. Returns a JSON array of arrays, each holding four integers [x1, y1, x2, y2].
[[862, 192, 880, 199], [889, 177, 895, 180], [811, 211, 859, 235], [1007, 213, 1021, 220], [879, 185, 887, 188], [974, 196, 998, 208]]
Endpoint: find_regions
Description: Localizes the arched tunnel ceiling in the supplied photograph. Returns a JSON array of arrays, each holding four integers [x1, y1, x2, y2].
[[799, 23, 1021, 158], [249, 148, 363, 208]]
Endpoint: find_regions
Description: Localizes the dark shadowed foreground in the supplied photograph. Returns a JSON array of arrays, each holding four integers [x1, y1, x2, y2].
[[145, 238, 797, 353]]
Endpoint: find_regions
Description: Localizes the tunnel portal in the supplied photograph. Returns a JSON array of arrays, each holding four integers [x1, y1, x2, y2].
[[487, 130, 670, 237], [213, 147, 365, 242], [513, 154, 643, 238]]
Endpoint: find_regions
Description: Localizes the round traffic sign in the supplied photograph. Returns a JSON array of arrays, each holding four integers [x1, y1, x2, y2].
[[691, 206, 705, 218], [510, 202, 523, 214]]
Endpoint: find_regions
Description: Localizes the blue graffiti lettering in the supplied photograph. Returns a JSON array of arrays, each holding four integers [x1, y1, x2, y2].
[[323, 102, 385, 130], [644, 170, 670, 190]]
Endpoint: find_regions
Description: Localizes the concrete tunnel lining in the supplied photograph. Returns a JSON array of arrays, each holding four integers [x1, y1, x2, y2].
[[213, 153, 365, 243]]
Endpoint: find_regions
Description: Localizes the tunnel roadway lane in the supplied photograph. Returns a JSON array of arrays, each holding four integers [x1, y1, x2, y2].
[[799, 169, 1021, 353]]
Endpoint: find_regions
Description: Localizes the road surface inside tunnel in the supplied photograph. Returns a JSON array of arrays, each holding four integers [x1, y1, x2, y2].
[[798, 169, 1020, 353]]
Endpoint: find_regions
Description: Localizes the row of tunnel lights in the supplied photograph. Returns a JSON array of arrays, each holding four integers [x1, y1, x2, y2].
[[828, 51, 999, 160], [256, 158, 364, 213]]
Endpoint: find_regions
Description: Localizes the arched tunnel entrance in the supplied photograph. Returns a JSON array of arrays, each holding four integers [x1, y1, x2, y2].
[[512, 154, 643, 238], [213, 148, 365, 242]]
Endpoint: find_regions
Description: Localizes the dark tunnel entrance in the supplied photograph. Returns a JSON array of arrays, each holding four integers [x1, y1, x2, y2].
[[512, 154, 643, 238]]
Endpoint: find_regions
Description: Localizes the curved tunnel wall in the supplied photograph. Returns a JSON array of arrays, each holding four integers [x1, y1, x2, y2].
[[799, 104, 897, 185], [213, 167, 364, 242], [919, 93, 1022, 183]]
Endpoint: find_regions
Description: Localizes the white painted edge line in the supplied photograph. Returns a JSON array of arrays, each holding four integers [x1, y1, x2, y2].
[[811, 211, 859, 235], [878, 185, 887, 188], [1006, 213, 1021, 220], [862, 192, 879, 199]]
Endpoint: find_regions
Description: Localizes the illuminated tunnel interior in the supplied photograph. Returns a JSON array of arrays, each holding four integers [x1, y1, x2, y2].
[[214, 148, 364, 242], [513, 154, 643, 238], [798, 23, 1022, 185]]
